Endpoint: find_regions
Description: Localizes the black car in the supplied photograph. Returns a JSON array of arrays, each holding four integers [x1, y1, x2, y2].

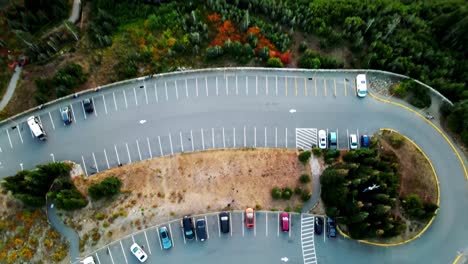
[[314, 217, 323, 235], [60, 106, 72, 125], [182, 216, 194, 240], [327, 218, 337, 238], [83, 98, 94, 113], [219, 212, 230, 234], [196, 218, 207, 241]]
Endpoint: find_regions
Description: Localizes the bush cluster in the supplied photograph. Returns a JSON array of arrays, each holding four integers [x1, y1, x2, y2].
[[298, 151, 311, 163], [88, 176, 123, 200]]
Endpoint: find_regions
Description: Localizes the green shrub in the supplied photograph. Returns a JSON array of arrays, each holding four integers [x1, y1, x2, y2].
[[282, 187, 293, 200], [88, 176, 122, 200], [271, 187, 282, 199], [95, 213, 105, 221], [312, 147, 322, 156], [266, 57, 283, 68], [294, 205, 303, 213], [391, 83, 408, 98], [299, 41, 308, 52], [298, 151, 311, 163], [301, 191, 312, 202], [299, 174, 311, 184], [324, 149, 340, 160], [294, 187, 303, 195], [388, 134, 404, 149], [284, 206, 291, 212]]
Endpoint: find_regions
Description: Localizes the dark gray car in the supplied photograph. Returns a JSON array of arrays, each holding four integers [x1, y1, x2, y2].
[[196, 218, 207, 241]]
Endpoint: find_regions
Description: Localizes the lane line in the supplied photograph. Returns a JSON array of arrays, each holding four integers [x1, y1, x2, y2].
[[196, 78, 199, 97], [102, 94, 108, 114], [275, 76, 278, 96], [354, 78, 357, 96], [334, 79, 337, 97], [233, 127, 236, 147], [222, 127, 226, 148], [158, 136, 163, 156], [154, 83, 159, 102], [180, 131, 184, 152], [205, 215, 210, 239], [168, 223, 175, 248], [324, 79, 327, 96], [191, 130, 194, 151], [95, 252, 101, 264], [144, 230, 152, 254], [266, 211, 268, 237], [230, 212, 233, 237], [285, 128, 288, 148], [133, 87, 138, 105], [92, 152, 99, 173], [144, 85, 148, 104], [175, 80, 179, 100], [255, 75, 258, 95], [205, 76, 208, 96], [17, 127, 23, 144], [236, 75, 238, 95], [304, 77, 308, 96], [165, 81, 169, 101], [216, 76, 219, 96], [277, 212, 279, 237], [246, 76, 248, 95], [285, 77, 288, 96], [70, 104, 77, 123], [185, 79, 188, 97], [48, 112, 55, 130], [217, 213, 221, 237], [81, 155, 88, 177], [314, 78, 317, 96], [265, 127, 267, 147], [244, 126, 246, 147], [289, 212, 292, 238], [114, 145, 121, 165], [212, 128, 215, 148], [275, 127, 278, 148], [147, 137, 153, 158], [108, 247, 115, 264], [104, 149, 110, 169], [81, 100, 87, 119], [266, 76, 268, 95], [91, 98, 97, 116], [242, 212, 244, 237], [126, 143, 132, 163], [225, 75, 228, 95], [254, 126, 256, 147], [201, 128, 205, 150], [295, 77, 298, 96], [344, 79, 347, 96], [119, 241, 128, 264], [169, 133, 174, 155], [123, 90, 128, 109], [136, 139, 142, 160]]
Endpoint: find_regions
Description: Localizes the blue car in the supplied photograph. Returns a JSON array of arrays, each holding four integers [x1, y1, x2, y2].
[[159, 226, 172, 249], [327, 218, 337, 238], [361, 135, 370, 148]]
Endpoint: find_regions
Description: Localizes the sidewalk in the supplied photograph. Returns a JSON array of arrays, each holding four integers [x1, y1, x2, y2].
[[0, 66, 22, 111], [301, 155, 321, 213]]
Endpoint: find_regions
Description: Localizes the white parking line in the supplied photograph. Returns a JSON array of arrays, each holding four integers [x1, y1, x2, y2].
[[180, 131, 184, 152], [91, 98, 97, 116], [154, 83, 159, 102], [336, 129, 339, 149], [158, 136, 163, 156], [132, 235, 135, 243], [108, 247, 115, 264], [123, 90, 128, 109], [242, 212, 245, 236], [168, 223, 175, 248], [114, 145, 121, 165], [357, 128, 360, 148], [233, 127, 236, 147], [216, 76, 219, 96], [190, 130, 194, 151], [50, 153, 55, 162], [181, 221, 187, 244], [133, 87, 138, 105], [112, 92, 118, 111], [289, 213, 292, 238], [169, 133, 174, 155], [104, 149, 110, 169], [48, 112, 55, 130], [277, 212, 279, 237], [212, 128, 215, 148], [196, 78, 199, 97], [264, 127, 267, 147], [120, 241, 128, 264], [230, 212, 233, 236], [81, 101, 87, 119], [165, 82, 169, 101], [136, 139, 142, 160], [256, 75, 258, 95], [347, 129, 350, 149], [285, 128, 288, 148], [19, 163, 23, 170], [102, 95, 108, 114], [236, 75, 238, 95], [147, 137, 153, 159], [16, 127, 23, 144], [144, 85, 148, 104], [254, 212, 256, 236], [246, 76, 248, 95], [275, 127, 278, 148], [201, 128, 205, 150], [205, 76, 208, 96], [205, 215, 210, 239], [217, 214, 221, 237], [95, 252, 101, 264], [244, 126, 246, 147], [254, 126, 257, 147], [143, 231, 152, 254], [225, 75, 228, 95], [276, 76, 278, 96], [70, 104, 77, 123], [185, 79, 188, 97], [82, 156, 88, 177], [126, 143, 132, 163], [266, 211, 268, 237], [222, 127, 226, 148], [175, 80, 179, 100], [92, 152, 99, 173]]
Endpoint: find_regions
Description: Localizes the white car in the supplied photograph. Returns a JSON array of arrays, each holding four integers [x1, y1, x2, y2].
[[356, 74, 367, 97], [130, 243, 148, 262], [349, 134, 358, 149], [318, 130, 327, 149], [82, 256, 95, 264]]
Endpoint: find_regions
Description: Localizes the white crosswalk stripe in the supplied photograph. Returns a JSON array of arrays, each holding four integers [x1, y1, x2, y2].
[[296, 128, 318, 150], [301, 214, 318, 264]]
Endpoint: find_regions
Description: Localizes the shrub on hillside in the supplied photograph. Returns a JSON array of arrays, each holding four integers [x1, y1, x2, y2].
[[271, 187, 282, 199], [299, 174, 311, 184], [266, 57, 283, 68], [88, 176, 122, 200], [298, 151, 311, 163], [281, 187, 293, 200]]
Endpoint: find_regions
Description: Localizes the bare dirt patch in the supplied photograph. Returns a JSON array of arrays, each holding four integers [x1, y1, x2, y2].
[[64, 148, 309, 256]]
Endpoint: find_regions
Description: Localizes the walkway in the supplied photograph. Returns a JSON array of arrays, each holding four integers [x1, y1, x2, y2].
[[0, 66, 22, 111]]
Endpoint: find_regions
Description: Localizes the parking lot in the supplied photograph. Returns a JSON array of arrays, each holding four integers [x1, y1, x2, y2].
[[77, 212, 333, 264]]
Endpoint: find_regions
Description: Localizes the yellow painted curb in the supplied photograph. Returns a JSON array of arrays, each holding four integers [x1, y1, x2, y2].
[[452, 254, 462, 264]]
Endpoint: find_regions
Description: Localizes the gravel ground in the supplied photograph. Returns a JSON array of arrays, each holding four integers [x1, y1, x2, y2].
[[368, 73, 403, 97]]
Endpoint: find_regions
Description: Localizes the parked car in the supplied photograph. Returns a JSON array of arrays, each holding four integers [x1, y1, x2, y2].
[[318, 130, 327, 149], [27, 116, 46, 140], [349, 134, 358, 149], [196, 218, 207, 241], [356, 74, 367, 97], [327, 218, 337, 238], [82, 256, 95, 264], [328, 132, 337, 150], [83, 98, 94, 113], [361, 135, 370, 148], [280, 212, 289, 232], [245, 208, 255, 228], [314, 217, 323, 235], [159, 226, 172, 249], [182, 215, 195, 240], [219, 212, 230, 234], [130, 243, 148, 262], [60, 106, 72, 125]]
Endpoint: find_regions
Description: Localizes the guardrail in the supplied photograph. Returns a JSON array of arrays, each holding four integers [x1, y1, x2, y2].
[[0, 68, 454, 126]]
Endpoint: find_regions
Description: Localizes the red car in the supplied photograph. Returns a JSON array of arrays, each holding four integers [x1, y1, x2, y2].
[[245, 208, 255, 228], [280, 212, 289, 232]]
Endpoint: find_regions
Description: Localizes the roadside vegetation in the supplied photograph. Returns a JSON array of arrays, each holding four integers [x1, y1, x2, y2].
[[320, 130, 438, 241]]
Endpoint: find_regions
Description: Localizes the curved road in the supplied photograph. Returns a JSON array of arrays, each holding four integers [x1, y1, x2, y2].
[[0, 68, 466, 263]]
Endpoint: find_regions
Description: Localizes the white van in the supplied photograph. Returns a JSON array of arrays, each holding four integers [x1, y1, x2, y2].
[[27, 116, 46, 140], [356, 74, 367, 97]]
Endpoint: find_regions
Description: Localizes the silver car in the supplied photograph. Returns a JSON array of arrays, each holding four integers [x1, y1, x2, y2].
[[318, 130, 327, 149]]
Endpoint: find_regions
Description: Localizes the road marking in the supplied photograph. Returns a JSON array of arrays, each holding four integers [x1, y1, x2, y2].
[[196, 78, 199, 97], [357, 128, 360, 148], [285, 128, 288, 148], [92, 98, 98, 116], [165, 81, 169, 101], [102, 95, 108, 114], [277, 212, 279, 237], [142, 231, 152, 254], [205, 76, 208, 96], [126, 143, 132, 163], [246, 76, 248, 95], [304, 77, 308, 96], [276, 76, 278, 96], [179, 131, 184, 152], [136, 139, 142, 160], [157, 136, 163, 156], [114, 145, 120, 165], [225, 75, 228, 95], [201, 128, 205, 150], [168, 223, 175, 248], [107, 247, 115, 264], [212, 128, 215, 148], [323, 217, 326, 242], [236, 75, 238, 95], [347, 129, 350, 149], [70, 104, 77, 123], [205, 215, 210, 239], [175, 80, 179, 100], [120, 241, 128, 264], [266, 211, 268, 237], [264, 127, 267, 147], [222, 127, 226, 148], [285, 77, 288, 96], [92, 152, 99, 173], [82, 155, 88, 176], [146, 137, 153, 159], [19, 163, 23, 170], [190, 130, 194, 151], [217, 213, 221, 237], [336, 129, 339, 149], [275, 127, 278, 148], [216, 76, 219, 96], [354, 78, 357, 96], [314, 78, 317, 96], [244, 126, 246, 147], [334, 79, 337, 97], [104, 149, 110, 169], [242, 212, 245, 237], [233, 127, 236, 147], [230, 212, 233, 236], [254, 212, 256, 236], [266, 76, 269, 95], [17, 127, 23, 144], [133, 87, 138, 106], [324, 79, 327, 96], [48, 112, 55, 130], [50, 153, 55, 162], [169, 133, 174, 155], [156, 226, 163, 250], [254, 126, 256, 147], [123, 90, 128, 109], [154, 83, 159, 102], [95, 252, 101, 264], [144, 85, 148, 104], [256, 75, 258, 95], [344, 79, 347, 96], [181, 221, 187, 244], [132, 235, 135, 243], [295, 77, 298, 96], [296, 128, 318, 150], [81, 101, 87, 119], [185, 79, 188, 97]]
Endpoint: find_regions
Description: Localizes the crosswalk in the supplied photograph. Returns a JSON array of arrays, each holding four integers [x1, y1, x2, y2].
[[301, 214, 318, 264], [296, 128, 318, 150]]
